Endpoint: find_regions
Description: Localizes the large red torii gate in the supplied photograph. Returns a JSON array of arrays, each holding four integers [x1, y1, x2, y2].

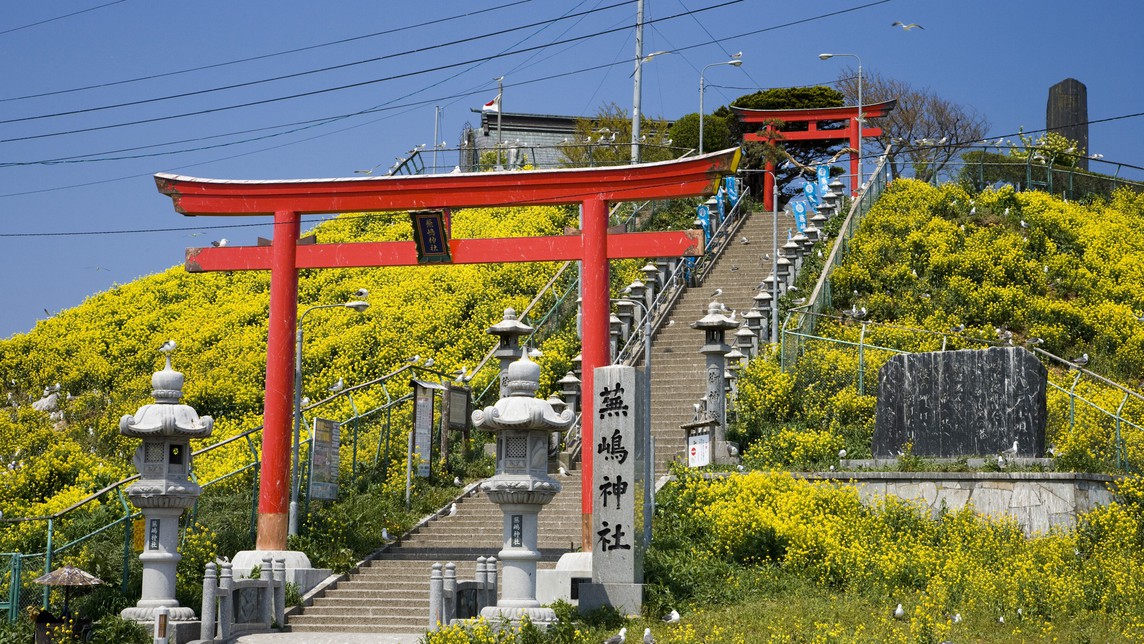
[[155, 148, 740, 552], [732, 99, 896, 210]]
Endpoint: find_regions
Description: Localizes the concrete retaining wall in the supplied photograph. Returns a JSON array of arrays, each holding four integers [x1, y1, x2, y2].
[[799, 471, 1115, 535]]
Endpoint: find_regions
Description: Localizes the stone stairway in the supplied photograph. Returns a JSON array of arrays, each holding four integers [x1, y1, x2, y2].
[[640, 208, 797, 476], [287, 208, 792, 634], [288, 471, 583, 633]]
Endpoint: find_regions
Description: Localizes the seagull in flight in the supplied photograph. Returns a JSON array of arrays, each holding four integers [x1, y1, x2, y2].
[[892, 21, 924, 30]]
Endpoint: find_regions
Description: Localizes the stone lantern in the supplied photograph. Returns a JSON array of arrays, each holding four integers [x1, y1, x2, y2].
[[488, 308, 534, 398], [690, 301, 739, 454], [742, 308, 766, 351], [557, 371, 581, 415], [120, 349, 213, 624], [473, 355, 574, 628], [639, 264, 659, 304]]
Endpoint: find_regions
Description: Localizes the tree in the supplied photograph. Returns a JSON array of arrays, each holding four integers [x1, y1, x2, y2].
[[728, 86, 847, 198], [558, 102, 673, 167], [833, 69, 989, 182], [669, 112, 734, 154]]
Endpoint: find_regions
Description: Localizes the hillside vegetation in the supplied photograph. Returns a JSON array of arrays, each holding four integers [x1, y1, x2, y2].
[[735, 180, 1144, 471], [0, 204, 583, 548]]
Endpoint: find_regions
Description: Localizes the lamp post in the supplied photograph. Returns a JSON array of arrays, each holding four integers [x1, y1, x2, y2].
[[699, 56, 743, 154], [613, 293, 653, 547], [818, 53, 862, 193], [737, 168, 781, 343], [289, 296, 370, 537]]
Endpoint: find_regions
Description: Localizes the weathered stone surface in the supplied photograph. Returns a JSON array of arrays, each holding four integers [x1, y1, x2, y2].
[[873, 347, 1047, 458]]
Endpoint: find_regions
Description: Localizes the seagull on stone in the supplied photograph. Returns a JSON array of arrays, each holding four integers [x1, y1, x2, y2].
[[558, 466, 569, 476], [892, 21, 924, 30], [159, 339, 177, 353], [662, 609, 680, 624], [604, 627, 627, 644], [382, 527, 394, 542], [447, 502, 458, 517], [1002, 440, 1018, 458], [740, 235, 750, 245], [711, 288, 723, 298], [211, 238, 229, 248]]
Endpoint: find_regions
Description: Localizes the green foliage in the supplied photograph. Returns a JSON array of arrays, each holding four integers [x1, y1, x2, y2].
[[558, 102, 673, 167], [667, 112, 733, 154], [89, 615, 149, 644]]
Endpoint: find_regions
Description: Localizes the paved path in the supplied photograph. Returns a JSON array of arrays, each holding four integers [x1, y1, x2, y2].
[[236, 632, 423, 643]]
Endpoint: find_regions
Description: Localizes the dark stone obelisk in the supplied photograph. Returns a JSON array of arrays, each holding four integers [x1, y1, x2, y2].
[[1047, 78, 1088, 170]]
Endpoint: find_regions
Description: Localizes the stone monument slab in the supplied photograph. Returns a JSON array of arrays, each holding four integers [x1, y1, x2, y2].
[[873, 346, 1046, 458]]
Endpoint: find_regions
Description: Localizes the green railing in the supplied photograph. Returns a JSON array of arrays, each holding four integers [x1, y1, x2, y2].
[[780, 149, 892, 370]]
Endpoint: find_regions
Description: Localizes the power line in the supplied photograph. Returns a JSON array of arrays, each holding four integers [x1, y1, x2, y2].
[[0, 0, 637, 125], [0, 0, 536, 103], [0, 1, 128, 37], [0, 0, 742, 145]]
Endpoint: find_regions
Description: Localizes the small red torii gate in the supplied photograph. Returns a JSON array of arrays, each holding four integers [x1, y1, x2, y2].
[[154, 148, 740, 552], [732, 99, 896, 210]]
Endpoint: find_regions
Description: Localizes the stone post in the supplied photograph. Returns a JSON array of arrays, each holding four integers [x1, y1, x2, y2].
[[218, 563, 233, 642], [443, 562, 457, 625], [120, 350, 213, 624], [475, 556, 488, 611], [580, 365, 646, 616], [259, 556, 273, 627], [691, 302, 738, 457], [742, 310, 765, 355], [429, 563, 443, 631], [200, 563, 217, 641], [488, 308, 534, 398], [473, 356, 573, 628], [273, 557, 286, 627]]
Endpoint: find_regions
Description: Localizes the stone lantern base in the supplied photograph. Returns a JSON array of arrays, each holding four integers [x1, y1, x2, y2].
[[231, 550, 331, 596], [479, 605, 557, 629]]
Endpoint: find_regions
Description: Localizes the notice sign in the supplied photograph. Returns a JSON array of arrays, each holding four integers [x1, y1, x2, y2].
[[411, 210, 452, 264], [310, 418, 341, 500], [688, 425, 711, 468], [413, 381, 435, 477]]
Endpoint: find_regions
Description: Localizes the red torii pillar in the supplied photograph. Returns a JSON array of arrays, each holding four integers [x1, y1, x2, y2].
[[731, 100, 896, 211], [155, 148, 740, 552]]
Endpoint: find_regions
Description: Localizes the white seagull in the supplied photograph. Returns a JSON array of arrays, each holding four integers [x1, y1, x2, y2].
[[740, 235, 750, 245], [329, 378, 344, 393], [838, 448, 847, 459], [558, 466, 569, 476], [1001, 440, 1018, 458], [211, 238, 229, 247], [447, 502, 458, 517], [604, 627, 627, 644], [711, 288, 723, 298], [893, 603, 906, 620], [892, 21, 924, 30], [159, 339, 177, 353], [453, 476, 463, 486], [662, 609, 680, 624], [643, 627, 655, 644]]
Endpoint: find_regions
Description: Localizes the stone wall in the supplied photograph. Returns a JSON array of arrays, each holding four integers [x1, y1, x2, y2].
[[800, 471, 1114, 535]]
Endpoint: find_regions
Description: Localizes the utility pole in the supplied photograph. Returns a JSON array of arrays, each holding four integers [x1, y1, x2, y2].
[[630, 0, 645, 164]]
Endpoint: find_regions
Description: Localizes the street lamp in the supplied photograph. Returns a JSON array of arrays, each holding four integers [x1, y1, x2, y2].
[[699, 56, 743, 154], [613, 292, 654, 547], [289, 294, 370, 536], [818, 52, 862, 193], [737, 168, 781, 343], [631, 50, 672, 163]]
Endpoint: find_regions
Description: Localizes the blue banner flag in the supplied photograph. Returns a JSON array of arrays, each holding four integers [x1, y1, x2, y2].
[[697, 204, 712, 243], [790, 200, 808, 232], [724, 176, 739, 203], [803, 181, 821, 208], [716, 190, 726, 221], [817, 165, 830, 193]]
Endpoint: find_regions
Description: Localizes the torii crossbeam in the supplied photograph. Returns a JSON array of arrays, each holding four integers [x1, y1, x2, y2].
[[155, 148, 740, 552], [732, 100, 895, 210]]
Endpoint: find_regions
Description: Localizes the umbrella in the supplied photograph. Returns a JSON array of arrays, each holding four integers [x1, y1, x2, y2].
[[33, 565, 103, 615]]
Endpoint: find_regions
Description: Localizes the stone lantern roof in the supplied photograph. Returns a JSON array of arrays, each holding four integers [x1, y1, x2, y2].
[[691, 301, 739, 331], [471, 355, 575, 432], [120, 356, 214, 439], [487, 307, 533, 339]]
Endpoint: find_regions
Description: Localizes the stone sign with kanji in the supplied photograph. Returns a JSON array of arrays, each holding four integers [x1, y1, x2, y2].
[[581, 365, 645, 615]]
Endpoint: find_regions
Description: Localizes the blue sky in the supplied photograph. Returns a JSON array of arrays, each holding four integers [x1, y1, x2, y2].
[[1, 0, 1141, 338]]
